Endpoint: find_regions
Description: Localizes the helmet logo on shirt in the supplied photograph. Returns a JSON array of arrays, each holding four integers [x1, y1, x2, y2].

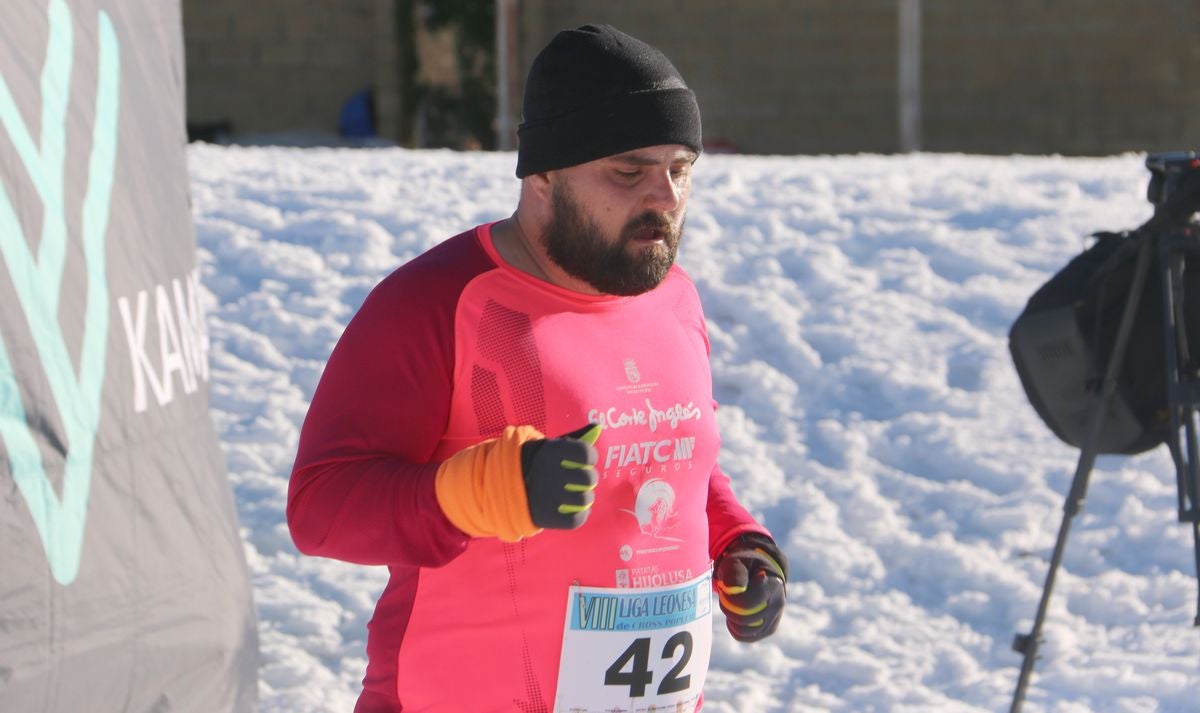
[[613, 358, 658, 395], [623, 358, 641, 384], [621, 479, 681, 539]]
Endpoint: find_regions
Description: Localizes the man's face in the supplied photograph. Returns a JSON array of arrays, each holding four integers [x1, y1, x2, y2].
[[541, 145, 696, 296]]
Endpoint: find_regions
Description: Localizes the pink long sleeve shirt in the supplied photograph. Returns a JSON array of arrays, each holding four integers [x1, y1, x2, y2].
[[288, 223, 767, 712]]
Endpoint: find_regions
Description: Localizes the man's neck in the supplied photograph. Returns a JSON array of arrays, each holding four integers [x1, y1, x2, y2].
[[491, 214, 602, 295]]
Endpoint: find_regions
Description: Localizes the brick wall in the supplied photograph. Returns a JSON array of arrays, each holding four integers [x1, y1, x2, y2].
[[515, 0, 1200, 155], [182, 0, 399, 141]]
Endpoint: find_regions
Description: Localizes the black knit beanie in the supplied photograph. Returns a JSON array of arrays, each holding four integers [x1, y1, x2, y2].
[[515, 24, 702, 178]]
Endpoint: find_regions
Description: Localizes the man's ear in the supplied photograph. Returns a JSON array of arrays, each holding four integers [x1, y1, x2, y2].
[[519, 172, 557, 229], [525, 171, 554, 203]]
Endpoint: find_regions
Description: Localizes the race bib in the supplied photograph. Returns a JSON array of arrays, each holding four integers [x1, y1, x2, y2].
[[553, 570, 712, 712]]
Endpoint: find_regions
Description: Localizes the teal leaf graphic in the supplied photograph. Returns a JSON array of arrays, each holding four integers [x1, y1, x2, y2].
[[0, 0, 120, 585]]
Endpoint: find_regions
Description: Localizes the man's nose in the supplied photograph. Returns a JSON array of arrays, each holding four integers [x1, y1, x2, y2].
[[643, 170, 684, 213]]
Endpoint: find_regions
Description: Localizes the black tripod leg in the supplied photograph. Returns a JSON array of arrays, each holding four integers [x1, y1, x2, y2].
[[1010, 236, 1156, 713], [1158, 234, 1200, 625], [1163, 234, 1200, 625], [1168, 416, 1200, 626], [1189, 414, 1200, 626], [1166, 416, 1200, 626], [1186, 420, 1200, 626]]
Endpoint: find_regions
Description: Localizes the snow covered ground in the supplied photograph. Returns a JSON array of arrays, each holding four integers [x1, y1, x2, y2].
[[187, 145, 1200, 713]]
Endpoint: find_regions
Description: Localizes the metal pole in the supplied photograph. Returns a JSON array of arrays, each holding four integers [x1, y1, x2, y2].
[[897, 0, 921, 152], [495, 0, 519, 151]]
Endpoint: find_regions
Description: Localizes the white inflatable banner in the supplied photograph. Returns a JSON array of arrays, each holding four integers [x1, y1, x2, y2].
[[0, 1, 258, 710]]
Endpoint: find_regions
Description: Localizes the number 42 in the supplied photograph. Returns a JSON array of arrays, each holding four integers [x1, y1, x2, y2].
[[603, 631, 693, 698]]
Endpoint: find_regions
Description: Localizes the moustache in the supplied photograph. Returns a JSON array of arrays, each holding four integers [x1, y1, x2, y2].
[[622, 213, 677, 241]]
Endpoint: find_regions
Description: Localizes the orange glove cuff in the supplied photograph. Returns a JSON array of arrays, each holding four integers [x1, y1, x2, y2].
[[434, 425, 544, 542]]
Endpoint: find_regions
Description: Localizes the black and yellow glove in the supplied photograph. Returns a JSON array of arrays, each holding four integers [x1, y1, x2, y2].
[[434, 423, 601, 541], [520, 423, 601, 529], [715, 533, 788, 642]]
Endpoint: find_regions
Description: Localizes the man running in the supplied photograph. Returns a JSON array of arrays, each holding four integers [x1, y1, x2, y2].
[[288, 23, 787, 712]]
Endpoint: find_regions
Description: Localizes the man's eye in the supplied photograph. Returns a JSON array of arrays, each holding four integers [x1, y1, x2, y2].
[[616, 169, 640, 179]]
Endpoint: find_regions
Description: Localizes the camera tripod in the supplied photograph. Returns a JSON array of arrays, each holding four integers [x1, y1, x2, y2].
[[1009, 173, 1200, 713]]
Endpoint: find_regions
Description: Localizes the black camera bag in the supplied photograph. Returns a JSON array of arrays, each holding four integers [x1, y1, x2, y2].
[[1009, 232, 1200, 454]]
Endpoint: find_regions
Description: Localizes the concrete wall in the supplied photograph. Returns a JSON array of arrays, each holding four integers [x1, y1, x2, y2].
[[922, 1, 1200, 154], [182, 0, 399, 141], [515, 0, 1200, 155], [181, 1, 1200, 154]]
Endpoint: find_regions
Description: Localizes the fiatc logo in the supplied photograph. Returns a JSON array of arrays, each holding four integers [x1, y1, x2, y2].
[[600, 436, 697, 480]]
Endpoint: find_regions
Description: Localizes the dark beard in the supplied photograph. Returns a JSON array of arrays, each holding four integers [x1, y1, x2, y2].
[[543, 181, 682, 296]]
